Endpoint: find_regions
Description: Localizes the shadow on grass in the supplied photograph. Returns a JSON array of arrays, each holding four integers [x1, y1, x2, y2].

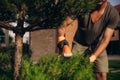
[[108, 60, 120, 80], [0, 69, 13, 80]]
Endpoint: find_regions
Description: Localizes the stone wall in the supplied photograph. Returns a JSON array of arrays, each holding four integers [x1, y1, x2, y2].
[[30, 29, 57, 61]]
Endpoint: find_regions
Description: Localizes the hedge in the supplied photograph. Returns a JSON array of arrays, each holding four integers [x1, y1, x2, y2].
[[0, 52, 95, 80]]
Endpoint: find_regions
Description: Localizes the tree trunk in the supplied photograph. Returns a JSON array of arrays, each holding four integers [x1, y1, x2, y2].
[[5, 29, 9, 47], [14, 34, 23, 80]]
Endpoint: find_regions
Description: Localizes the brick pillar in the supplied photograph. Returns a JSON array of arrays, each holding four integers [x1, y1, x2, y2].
[[30, 29, 57, 61]]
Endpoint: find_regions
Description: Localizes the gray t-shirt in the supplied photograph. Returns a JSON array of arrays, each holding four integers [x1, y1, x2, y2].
[[74, 3, 119, 46]]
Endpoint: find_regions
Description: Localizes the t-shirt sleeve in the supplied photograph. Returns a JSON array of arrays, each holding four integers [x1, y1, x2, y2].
[[107, 7, 119, 29]]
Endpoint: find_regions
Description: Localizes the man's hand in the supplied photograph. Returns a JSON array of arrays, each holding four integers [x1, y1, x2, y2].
[[90, 54, 96, 62]]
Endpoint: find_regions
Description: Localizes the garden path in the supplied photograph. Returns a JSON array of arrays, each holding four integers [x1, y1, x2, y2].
[[108, 55, 120, 60]]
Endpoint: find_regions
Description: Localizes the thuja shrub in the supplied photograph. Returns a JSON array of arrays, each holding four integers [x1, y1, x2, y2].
[[20, 53, 95, 80], [0, 52, 95, 80]]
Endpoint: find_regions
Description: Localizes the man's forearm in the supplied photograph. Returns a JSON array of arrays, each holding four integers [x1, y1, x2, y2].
[[90, 37, 109, 62], [93, 37, 110, 57], [90, 28, 114, 62]]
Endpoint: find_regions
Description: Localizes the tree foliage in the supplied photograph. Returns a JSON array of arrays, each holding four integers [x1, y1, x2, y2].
[[0, 0, 99, 30]]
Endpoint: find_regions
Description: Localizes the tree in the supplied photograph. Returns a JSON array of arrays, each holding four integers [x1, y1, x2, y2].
[[0, 0, 98, 79]]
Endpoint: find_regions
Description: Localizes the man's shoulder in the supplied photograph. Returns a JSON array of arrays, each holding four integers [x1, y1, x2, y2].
[[107, 3, 119, 15]]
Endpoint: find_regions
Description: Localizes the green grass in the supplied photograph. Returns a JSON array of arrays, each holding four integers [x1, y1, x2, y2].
[[109, 60, 120, 69], [108, 73, 120, 80], [108, 60, 120, 80]]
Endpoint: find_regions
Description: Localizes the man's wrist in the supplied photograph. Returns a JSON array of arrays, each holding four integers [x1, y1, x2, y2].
[[90, 54, 97, 62]]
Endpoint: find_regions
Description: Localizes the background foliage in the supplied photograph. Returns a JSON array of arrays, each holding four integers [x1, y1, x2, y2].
[[0, 0, 98, 29]]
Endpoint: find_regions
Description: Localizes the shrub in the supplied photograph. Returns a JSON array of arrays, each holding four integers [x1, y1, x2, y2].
[[20, 53, 95, 80], [0, 52, 95, 80], [0, 53, 13, 80]]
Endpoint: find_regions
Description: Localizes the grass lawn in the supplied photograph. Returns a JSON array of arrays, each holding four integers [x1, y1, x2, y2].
[[108, 60, 120, 80]]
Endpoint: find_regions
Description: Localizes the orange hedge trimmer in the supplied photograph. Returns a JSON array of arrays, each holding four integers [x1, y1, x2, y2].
[[57, 36, 72, 57]]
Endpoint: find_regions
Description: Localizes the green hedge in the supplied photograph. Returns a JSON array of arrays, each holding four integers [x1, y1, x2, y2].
[[0, 53, 95, 80], [20, 54, 95, 80]]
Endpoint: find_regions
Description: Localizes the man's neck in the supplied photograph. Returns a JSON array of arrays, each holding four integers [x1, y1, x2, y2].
[[97, 1, 107, 12], [90, 1, 108, 23]]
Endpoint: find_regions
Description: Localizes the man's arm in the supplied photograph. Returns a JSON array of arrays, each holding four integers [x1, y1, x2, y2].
[[57, 17, 75, 57], [58, 16, 74, 36], [90, 27, 114, 62]]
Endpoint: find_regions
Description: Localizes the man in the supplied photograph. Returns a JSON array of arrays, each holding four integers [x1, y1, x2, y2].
[[57, 0, 119, 80]]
